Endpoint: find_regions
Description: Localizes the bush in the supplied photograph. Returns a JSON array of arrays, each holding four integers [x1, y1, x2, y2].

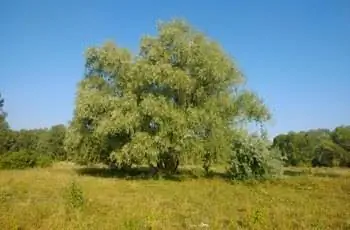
[[64, 180, 85, 210], [0, 150, 36, 169], [0, 150, 53, 169], [227, 133, 283, 180], [35, 154, 53, 168]]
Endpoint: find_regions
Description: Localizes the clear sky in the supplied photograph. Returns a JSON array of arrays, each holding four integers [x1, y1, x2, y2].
[[1, 0, 349, 137]]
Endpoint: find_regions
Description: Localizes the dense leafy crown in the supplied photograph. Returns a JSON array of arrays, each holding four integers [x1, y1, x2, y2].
[[65, 20, 270, 169]]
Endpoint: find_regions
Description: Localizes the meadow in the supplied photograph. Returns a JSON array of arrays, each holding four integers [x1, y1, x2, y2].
[[1, 18, 350, 230], [0, 163, 349, 230]]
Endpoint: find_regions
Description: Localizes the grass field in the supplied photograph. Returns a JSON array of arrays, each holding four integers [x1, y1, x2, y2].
[[0, 163, 349, 230]]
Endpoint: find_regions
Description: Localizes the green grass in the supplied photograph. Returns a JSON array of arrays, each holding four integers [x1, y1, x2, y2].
[[0, 163, 349, 229]]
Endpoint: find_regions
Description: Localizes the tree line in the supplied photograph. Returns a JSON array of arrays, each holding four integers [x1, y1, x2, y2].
[[0, 94, 67, 168], [0, 20, 348, 179], [273, 126, 350, 167]]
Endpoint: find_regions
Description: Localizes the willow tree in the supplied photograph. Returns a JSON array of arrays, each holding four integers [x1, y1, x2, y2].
[[65, 19, 271, 173]]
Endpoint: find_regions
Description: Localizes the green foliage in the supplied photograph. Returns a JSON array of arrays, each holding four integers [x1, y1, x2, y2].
[[37, 125, 67, 160], [332, 126, 350, 152], [66, 19, 271, 174], [0, 150, 37, 169], [35, 154, 53, 168], [0, 94, 67, 160], [64, 180, 85, 210], [312, 139, 348, 167], [0, 93, 7, 128], [0, 150, 53, 170], [238, 207, 267, 229], [0, 93, 3, 109], [9, 129, 43, 152], [227, 132, 283, 180], [0, 129, 14, 155], [0, 123, 67, 164], [0, 93, 10, 154], [273, 127, 350, 167]]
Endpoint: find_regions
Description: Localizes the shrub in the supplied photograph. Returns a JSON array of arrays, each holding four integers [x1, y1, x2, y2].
[[0, 150, 53, 169], [227, 133, 283, 180], [0, 150, 36, 169], [64, 180, 85, 210], [35, 154, 53, 168]]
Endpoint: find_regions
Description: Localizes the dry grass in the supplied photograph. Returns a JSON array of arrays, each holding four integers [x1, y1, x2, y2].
[[0, 163, 349, 230]]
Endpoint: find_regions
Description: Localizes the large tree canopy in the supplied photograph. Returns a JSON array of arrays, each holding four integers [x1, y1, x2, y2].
[[65, 19, 271, 172]]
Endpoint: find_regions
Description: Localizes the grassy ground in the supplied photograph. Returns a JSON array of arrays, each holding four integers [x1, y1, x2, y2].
[[0, 163, 349, 230]]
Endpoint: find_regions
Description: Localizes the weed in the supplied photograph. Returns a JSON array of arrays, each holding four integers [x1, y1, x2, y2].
[[64, 180, 84, 210]]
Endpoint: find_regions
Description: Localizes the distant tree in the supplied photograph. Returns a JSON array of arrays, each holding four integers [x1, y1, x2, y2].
[[272, 134, 289, 161], [273, 132, 310, 166], [273, 126, 350, 168], [332, 126, 350, 152], [9, 129, 44, 152], [0, 94, 65, 163], [0, 94, 3, 111], [65, 19, 273, 174], [331, 126, 350, 166], [0, 93, 9, 130], [0, 93, 10, 154], [38, 125, 67, 160], [311, 139, 348, 167]]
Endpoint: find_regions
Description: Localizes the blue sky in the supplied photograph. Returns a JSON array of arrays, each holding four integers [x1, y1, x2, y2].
[[1, 0, 349, 137]]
